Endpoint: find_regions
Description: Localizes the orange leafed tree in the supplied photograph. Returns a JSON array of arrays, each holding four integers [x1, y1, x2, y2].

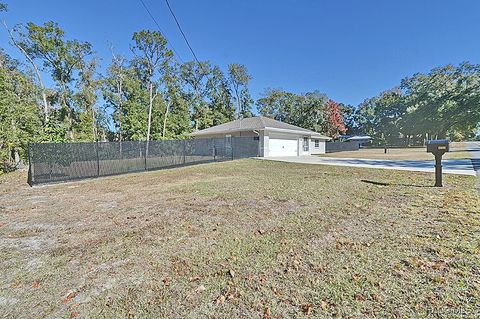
[[323, 99, 347, 138]]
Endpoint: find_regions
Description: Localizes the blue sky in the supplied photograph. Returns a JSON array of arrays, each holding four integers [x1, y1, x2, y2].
[[1, 0, 480, 110]]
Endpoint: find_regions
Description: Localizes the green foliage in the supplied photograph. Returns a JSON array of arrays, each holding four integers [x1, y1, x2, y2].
[[180, 60, 212, 129], [131, 30, 171, 80], [15, 21, 97, 141], [207, 66, 235, 125], [356, 89, 406, 143], [1, 15, 257, 172], [354, 63, 480, 144], [257, 89, 330, 134], [74, 59, 102, 141], [257, 88, 295, 122], [0, 51, 42, 169], [402, 63, 480, 138], [161, 63, 191, 138], [228, 63, 253, 118]]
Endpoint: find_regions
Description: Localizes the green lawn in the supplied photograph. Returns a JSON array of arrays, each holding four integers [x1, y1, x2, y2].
[[0, 160, 479, 318]]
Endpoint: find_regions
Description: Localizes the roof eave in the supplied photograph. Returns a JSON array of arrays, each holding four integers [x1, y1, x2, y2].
[[265, 127, 331, 139], [190, 127, 261, 137]]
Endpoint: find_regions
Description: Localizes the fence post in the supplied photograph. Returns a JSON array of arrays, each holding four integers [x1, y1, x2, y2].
[[183, 139, 186, 164], [27, 142, 33, 186], [144, 140, 148, 171], [95, 140, 100, 176], [231, 137, 234, 160]]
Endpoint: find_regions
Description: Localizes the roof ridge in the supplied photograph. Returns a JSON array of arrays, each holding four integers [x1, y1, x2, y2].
[[259, 116, 266, 128]]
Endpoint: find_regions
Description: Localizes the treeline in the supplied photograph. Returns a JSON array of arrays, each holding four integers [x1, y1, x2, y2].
[[256, 63, 480, 146], [348, 63, 480, 145], [0, 12, 257, 170], [257, 89, 346, 137], [0, 5, 346, 172]]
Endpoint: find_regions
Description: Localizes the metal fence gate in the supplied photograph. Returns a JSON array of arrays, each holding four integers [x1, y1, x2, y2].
[[27, 137, 259, 185]]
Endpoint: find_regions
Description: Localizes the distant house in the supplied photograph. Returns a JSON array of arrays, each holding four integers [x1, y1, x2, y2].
[[190, 116, 331, 157], [345, 135, 372, 147]]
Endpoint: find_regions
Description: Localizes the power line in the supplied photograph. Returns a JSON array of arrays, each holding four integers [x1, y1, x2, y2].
[[164, 0, 201, 65], [138, 0, 185, 64]]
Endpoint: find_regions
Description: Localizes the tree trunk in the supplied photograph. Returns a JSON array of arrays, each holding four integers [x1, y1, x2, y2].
[[91, 107, 97, 141], [60, 81, 74, 140], [162, 101, 171, 138], [234, 85, 241, 118], [145, 81, 154, 158], [118, 81, 123, 142]]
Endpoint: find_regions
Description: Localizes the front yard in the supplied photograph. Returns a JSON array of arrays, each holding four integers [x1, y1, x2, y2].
[[0, 159, 479, 318]]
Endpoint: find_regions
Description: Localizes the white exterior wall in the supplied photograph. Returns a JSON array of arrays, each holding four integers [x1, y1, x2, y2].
[[193, 130, 327, 157], [310, 139, 326, 154]]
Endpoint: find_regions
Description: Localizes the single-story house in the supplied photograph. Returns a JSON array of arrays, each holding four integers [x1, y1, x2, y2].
[[190, 116, 331, 157], [345, 135, 372, 147]]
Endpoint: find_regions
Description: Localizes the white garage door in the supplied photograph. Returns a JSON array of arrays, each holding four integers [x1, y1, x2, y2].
[[269, 138, 298, 157]]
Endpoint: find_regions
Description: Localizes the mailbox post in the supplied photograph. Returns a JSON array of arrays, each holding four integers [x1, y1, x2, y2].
[[426, 139, 450, 187]]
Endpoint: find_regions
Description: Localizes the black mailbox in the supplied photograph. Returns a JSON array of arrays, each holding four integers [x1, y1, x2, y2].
[[426, 139, 450, 154], [426, 139, 450, 187]]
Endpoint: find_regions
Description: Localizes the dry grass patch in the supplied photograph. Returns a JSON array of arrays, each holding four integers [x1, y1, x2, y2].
[[321, 142, 471, 161], [0, 160, 479, 318]]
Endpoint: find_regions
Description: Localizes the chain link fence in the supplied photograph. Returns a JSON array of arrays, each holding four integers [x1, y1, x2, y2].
[[325, 141, 360, 153], [27, 137, 259, 185]]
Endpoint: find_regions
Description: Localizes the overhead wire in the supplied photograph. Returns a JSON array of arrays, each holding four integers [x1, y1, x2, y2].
[[138, 0, 185, 64], [164, 0, 201, 65]]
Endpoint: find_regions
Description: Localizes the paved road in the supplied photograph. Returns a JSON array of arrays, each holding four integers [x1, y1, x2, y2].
[[259, 155, 476, 176], [465, 142, 480, 190], [466, 142, 480, 173]]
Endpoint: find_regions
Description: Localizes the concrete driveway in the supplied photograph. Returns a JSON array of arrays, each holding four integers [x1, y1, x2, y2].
[[466, 142, 480, 173], [259, 155, 476, 176]]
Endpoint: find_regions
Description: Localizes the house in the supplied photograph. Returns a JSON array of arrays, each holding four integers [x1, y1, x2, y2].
[[190, 116, 331, 157], [345, 135, 372, 147]]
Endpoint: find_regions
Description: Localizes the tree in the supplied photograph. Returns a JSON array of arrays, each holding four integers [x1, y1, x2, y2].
[[160, 62, 191, 138], [74, 59, 104, 141], [257, 89, 327, 132], [355, 62, 480, 144], [16, 21, 93, 140], [322, 99, 346, 138], [180, 61, 212, 130], [207, 66, 235, 125], [103, 51, 127, 142], [228, 64, 253, 118], [130, 30, 172, 154], [3, 21, 49, 122], [0, 50, 42, 170], [340, 103, 360, 135], [401, 63, 480, 139], [292, 91, 328, 132], [120, 66, 149, 141], [257, 88, 296, 122]]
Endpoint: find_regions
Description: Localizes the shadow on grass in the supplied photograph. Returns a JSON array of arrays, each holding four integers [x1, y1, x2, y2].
[[361, 179, 434, 188]]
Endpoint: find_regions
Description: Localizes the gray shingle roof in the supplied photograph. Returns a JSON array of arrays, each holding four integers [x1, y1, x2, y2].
[[190, 116, 330, 139]]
